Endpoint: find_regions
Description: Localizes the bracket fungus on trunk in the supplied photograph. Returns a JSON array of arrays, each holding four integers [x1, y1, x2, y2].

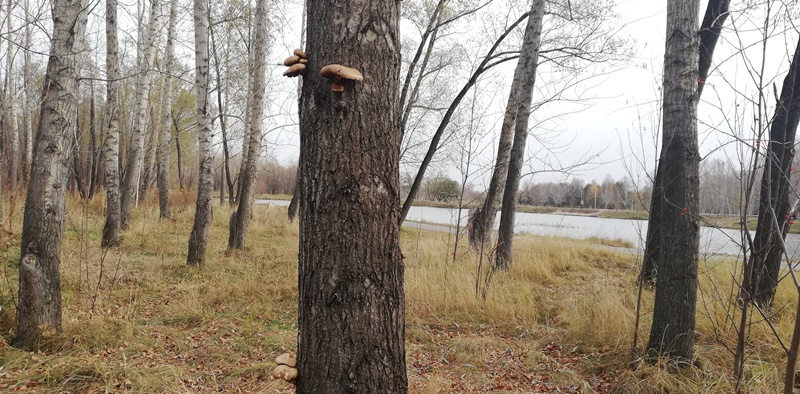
[[320, 64, 363, 92], [283, 49, 307, 78]]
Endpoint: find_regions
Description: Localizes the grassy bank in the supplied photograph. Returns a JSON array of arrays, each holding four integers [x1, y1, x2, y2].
[[0, 193, 795, 392]]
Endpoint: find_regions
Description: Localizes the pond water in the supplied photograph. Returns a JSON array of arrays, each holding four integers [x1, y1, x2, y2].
[[257, 200, 800, 257]]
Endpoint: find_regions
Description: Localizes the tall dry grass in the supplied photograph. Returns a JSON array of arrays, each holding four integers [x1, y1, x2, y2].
[[0, 192, 795, 392]]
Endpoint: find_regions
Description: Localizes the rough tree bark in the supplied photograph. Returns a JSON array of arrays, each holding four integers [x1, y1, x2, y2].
[[228, 0, 268, 249], [102, 0, 122, 248], [493, 0, 545, 270], [120, 0, 159, 228], [15, 0, 87, 349], [747, 35, 800, 308], [157, 0, 177, 219], [296, 0, 407, 391], [645, 0, 700, 363], [187, 0, 213, 265], [641, 0, 730, 283]]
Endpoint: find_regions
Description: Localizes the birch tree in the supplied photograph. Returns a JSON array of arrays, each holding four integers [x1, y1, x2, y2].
[[6, 0, 18, 189], [120, 0, 160, 228], [157, 0, 178, 219], [228, 0, 268, 249], [16, 0, 88, 349], [102, 0, 122, 247], [187, 0, 213, 265]]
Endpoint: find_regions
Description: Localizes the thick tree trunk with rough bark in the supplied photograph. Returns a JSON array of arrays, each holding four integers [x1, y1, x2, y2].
[[468, 27, 530, 249], [102, 0, 122, 248], [229, 0, 268, 249], [187, 0, 213, 265], [296, 0, 407, 392], [645, 0, 700, 363], [641, 0, 730, 283], [157, 0, 177, 219], [120, 0, 159, 229], [16, 0, 87, 350], [493, 0, 545, 270], [747, 36, 800, 308]]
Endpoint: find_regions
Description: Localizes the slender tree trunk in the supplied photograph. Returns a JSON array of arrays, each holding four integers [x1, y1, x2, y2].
[[747, 35, 800, 308], [641, 0, 730, 283], [21, 0, 32, 183], [6, 0, 18, 190], [645, 0, 700, 363], [15, 0, 87, 350], [140, 79, 160, 201], [399, 12, 531, 224], [174, 122, 183, 190], [87, 82, 99, 199], [120, 0, 159, 228], [493, 0, 545, 270], [228, 0, 268, 250], [102, 0, 122, 248], [468, 29, 529, 248], [297, 0, 407, 391], [158, 0, 177, 219], [209, 21, 235, 206], [187, 0, 213, 265]]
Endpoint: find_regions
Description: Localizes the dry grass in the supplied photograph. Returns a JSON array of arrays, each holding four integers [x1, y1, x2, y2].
[[0, 193, 797, 392]]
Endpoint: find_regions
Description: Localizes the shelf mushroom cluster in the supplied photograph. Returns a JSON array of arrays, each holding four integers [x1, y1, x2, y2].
[[281, 47, 364, 93], [283, 49, 308, 77], [271, 352, 298, 382]]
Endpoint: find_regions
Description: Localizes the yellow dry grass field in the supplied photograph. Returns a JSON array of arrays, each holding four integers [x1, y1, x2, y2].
[[0, 193, 796, 393]]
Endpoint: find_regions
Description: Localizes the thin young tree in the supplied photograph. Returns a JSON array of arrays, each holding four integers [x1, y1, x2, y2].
[[296, 0, 407, 391], [228, 0, 268, 249], [102, 0, 122, 247], [645, 0, 701, 362], [120, 0, 160, 228], [16, 0, 88, 349], [6, 0, 18, 190], [157, 0, 178, 219], [187, 0, 213, 265], [493, 0, 545, 270]]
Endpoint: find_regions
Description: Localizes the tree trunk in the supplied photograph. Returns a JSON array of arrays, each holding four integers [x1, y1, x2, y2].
[[645, 0, 700, 363], [640, 0, 730, 283], [120, 0, 159, 229], [6, 0, 18, 190], [22, 0, 32, 183], [209, 21, 235, 206], [88, 82, 99, 200], [157, 0, 177, 219], [493, 0, 545, 270], [399, 12, 531, 224], [187, 0, 213, 265], [140, 82, 160, 201], [102, 0, 122, 248], [468, 27, 529, 249], [747, 35, 800, 308], [15, 0, 87, 350], [228, 0, 268, 250], [297, 0, 407, 391], [174, 121, 184, 190]]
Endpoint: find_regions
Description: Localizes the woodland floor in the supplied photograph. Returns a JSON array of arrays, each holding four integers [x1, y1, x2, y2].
[[0, 193, 796, 393]]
